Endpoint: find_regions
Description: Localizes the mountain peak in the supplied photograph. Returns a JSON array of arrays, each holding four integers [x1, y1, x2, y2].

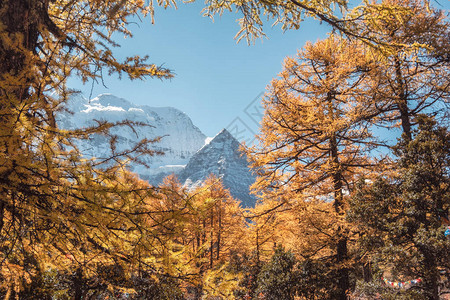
[[179, 128, 256, 207], [91, 94, 133, 110], [218, 128, 232, 136], [210, 128, 236, 142], [195, 128, 240, 155], [58, 95, 256, 207], [58, 94, 207, 184]]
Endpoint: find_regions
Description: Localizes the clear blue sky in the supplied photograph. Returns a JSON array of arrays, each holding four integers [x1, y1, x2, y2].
[[68, 1, 446, 141], [68, 2, 333, 139], [68, 1, 449, 139]]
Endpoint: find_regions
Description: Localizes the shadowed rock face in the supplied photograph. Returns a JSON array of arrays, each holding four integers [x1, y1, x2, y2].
[[178, 129, 257, 207]]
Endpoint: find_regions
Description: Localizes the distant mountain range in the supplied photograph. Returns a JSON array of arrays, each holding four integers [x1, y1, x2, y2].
[[57, 94, 256, 206]]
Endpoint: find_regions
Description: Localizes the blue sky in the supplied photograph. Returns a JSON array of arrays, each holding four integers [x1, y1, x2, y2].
[[67, 1, 449, 139], [68, 2, 331, 138]]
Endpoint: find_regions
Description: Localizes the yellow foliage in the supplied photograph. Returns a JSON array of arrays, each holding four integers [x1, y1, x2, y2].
[[0, 0, 180, 294]]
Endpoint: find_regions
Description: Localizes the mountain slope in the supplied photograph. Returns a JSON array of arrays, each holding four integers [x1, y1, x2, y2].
[[57, 94, 207, 181], [178, 129, 257, 207], [57, 94, 257, 205]]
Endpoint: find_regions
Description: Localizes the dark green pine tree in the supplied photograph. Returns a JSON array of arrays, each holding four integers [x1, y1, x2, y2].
[[295, 258, 332, 300], [348, 116, 450, 300], [255, 246, 299, 300]]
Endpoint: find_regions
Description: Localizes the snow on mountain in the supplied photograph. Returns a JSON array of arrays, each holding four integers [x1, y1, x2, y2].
[[178, 129, 257, 207], [57, 94, 257, 206], [57, 94, 207, 182]]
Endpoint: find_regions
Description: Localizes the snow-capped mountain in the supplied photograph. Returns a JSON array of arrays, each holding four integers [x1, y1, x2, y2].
[[57, 94, 207, 181], [178, 129, 257, 207], [57, 94, 257, 206]]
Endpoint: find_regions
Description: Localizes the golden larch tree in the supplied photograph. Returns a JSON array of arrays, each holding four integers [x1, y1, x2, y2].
[[248, 35, 378, 299], [0, 0, 180, 297]]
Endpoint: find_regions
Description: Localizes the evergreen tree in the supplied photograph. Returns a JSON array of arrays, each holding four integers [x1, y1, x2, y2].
[[255, 246, 298, 300], [348, 116, 450, 300]]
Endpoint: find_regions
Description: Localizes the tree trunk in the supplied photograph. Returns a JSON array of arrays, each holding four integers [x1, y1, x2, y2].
[[363, 262, 372, 283], [329, 108, 349, 300], [217, 201, 221, 260], [394, 56, 412, 141], [422, 250, 439, 300], [336, 237, 349, 299], [73, 268, 83, 300], [0, 0, 40, 182], [0, 195, 5, 233], [0, 0, 40, 95], [202, 219, 206, 244], [256, 228, 260, 265], [210, 209, 214, 268], [197, 219, 201, 251]]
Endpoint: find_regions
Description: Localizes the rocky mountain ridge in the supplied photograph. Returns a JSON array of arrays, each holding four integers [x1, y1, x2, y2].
[[57, 94, 256, 206]]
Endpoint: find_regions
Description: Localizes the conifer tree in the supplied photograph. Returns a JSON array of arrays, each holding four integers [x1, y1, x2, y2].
[[191, 176, 246, 295], [204, 0, 436, 50], [348, 116, 450, 300], [155, 175, 246, 298], [248, 35, 378, 299], [0, 1, 178, 295], [256, 246, 299, 300], [347, 0, 449, 141]]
